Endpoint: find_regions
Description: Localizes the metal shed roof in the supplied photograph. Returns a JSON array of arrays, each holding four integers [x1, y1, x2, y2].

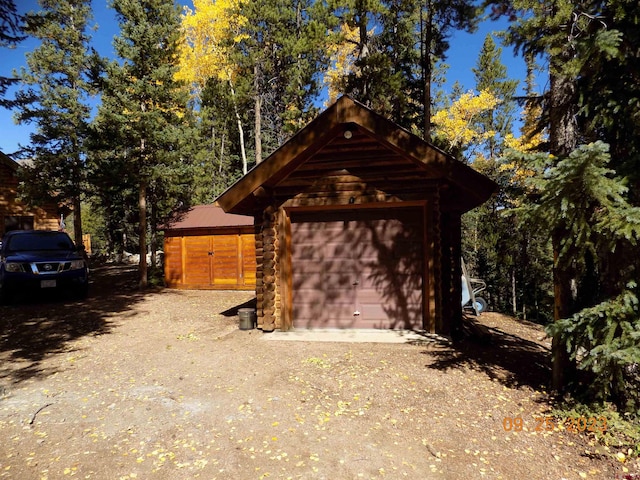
[[163, 204, 254, 231]]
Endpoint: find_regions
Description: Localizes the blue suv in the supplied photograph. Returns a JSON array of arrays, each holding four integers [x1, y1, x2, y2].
[[0, 230, 89, 304]]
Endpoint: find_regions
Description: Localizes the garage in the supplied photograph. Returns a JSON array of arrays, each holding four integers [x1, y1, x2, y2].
[[163, 205, 256, 290], [290, 208, 423, 329], [215, 95, 497, 336]]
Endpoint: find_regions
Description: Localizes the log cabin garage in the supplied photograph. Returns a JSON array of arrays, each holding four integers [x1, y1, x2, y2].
[[216, 96, 496, 337], [163, 205, 256, 290]]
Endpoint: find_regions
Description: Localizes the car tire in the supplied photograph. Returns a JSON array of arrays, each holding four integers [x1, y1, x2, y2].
[[0, 286, 11, 305], [74, 283, 89, 300]]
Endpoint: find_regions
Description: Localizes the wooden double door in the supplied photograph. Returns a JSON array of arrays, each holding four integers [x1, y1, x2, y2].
[[165, 232, 256, 290]]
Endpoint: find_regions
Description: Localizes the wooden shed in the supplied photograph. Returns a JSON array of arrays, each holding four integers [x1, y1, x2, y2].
[[216, 96, 496, 337], [163, 205, 256, 290]]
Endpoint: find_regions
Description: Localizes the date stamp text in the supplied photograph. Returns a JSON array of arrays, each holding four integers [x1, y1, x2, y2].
[[502, 415, 608, 433]]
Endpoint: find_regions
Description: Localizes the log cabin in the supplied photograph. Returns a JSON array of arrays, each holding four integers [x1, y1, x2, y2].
[[216, 96, 497, 337], [0, 152, 60, 236]]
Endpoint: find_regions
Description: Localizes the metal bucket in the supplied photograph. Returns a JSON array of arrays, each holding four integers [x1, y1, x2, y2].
[[238, 308, 256, 330]]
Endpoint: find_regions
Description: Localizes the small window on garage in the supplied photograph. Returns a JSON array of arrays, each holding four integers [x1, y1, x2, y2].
[[4, 215, 35, 234]]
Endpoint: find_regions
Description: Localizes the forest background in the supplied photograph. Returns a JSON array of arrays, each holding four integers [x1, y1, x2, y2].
[[1, 0, 639, 442]]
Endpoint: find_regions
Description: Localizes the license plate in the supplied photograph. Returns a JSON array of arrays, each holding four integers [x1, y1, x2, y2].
[[41, 280, 56, 288]]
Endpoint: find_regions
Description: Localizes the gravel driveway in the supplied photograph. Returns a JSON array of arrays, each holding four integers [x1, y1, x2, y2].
[[0, 265, 630, 479]]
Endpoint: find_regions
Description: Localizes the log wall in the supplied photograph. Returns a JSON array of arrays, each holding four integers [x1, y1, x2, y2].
[[1, 161, 60, 235]]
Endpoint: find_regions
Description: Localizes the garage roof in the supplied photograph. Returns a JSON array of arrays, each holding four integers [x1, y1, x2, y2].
[[163, 204, 253, 231], [216, 95, 497, 215]]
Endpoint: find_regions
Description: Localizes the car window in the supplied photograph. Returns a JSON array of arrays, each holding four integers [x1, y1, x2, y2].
[[6, 233, 74, 252]]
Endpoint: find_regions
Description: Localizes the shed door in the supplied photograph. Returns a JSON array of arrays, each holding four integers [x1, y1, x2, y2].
[[183, 235, 212, 286], [178, 234, 255, 289], [290, 208, 423, 329], [210, 235, 239, 287]]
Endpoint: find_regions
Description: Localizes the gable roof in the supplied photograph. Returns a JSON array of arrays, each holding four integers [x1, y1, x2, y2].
[[216, 95, 497, 215], [0, 151, 19, 172], [163, 204, 254, 231]]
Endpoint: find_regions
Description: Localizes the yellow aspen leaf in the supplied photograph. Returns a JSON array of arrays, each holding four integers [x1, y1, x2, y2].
[[176, 0, 248, 96], [432, 90, 501, 151]]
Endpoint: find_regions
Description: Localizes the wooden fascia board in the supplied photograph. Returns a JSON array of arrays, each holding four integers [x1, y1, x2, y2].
[[449, 166, 498, 211]]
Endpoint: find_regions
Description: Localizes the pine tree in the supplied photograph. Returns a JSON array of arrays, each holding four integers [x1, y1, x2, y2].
[[93, 0, 191, 287], [189, 77, 246, 203], [238, 0, 331, 160], [323, 0, 479, 136], [419, 0, 479, 138], [14, 0, 99, 247], [0, 0, 24, 110], [472, 33, 518, 159], [521, 142, 640, 409], [460, 33, 533, 319]]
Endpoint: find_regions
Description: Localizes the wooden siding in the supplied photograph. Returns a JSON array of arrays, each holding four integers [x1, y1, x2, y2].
[[217, 96, 496, 216], [216, 97, 496, 335], [0, 158, 60, 235], [163, 230, 256, 290], [247, 148, 464, 333]]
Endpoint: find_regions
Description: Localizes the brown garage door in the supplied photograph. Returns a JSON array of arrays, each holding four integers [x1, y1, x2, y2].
[[291, 208, 423, 329]]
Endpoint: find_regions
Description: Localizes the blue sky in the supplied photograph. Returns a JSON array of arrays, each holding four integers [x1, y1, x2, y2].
[[0, 0, 541, 156]]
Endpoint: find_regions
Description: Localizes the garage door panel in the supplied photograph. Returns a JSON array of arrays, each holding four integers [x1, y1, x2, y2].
[[291, 208, 423, 330], [164, 237, 182, 287], [295, 245, 322, 261], [323, 272, 356, 288], [293, 303, 360, 329], [357, 303, 422, 329], [293, 270, 323, 290], [292, 264, 324, 276]]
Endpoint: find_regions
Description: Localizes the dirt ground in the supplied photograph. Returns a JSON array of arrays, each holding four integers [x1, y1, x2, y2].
[[0, 265, 638, 480]]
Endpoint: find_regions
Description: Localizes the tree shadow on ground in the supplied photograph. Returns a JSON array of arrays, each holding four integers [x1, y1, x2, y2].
[[0, 264, 151, 386], [421, 316, 552, 391]]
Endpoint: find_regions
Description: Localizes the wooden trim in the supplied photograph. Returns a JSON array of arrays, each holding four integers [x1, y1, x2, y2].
[[216, 119, 345, 213], [424, 200, 436, 333], [236, 234, 243, 286], [277, 208, 293, 331], [180, 236, 186, 286], [216, 95, 496, 216], [285, 200, 427, 215], [164, 226, 254, 237]]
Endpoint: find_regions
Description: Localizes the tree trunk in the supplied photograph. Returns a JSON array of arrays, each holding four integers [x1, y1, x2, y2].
[[549, 72, 577, 157], [420, 1, 433, 140], [551, 241, 575, 391], [72, 195, 83, 250], [254, 64, 262, 165], [138, 178, 148, 289], [228, 79, 248, 175], [511, 269, 517, 317], [548, 44, 579, 392], [150, 196, 157, 269]]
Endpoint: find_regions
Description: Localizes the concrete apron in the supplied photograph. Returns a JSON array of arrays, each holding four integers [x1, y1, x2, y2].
[[259, 328, 451, 345]]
